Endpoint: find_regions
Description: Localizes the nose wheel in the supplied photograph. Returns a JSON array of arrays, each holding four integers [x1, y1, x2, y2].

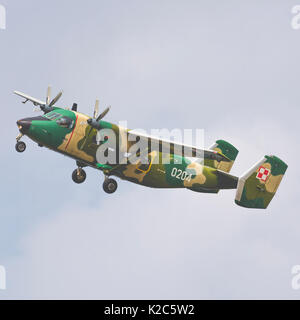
[[103, 178, 118, 194], [15, 141, 26, 153], [72, 168, 87, 184]]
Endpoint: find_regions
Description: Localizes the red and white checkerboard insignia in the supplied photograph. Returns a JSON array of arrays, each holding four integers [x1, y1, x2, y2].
[[256, 166, 271, 182]]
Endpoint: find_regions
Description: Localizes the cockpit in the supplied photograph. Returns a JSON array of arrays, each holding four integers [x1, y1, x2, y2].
[[43, 112, 74, 129], [56, 116, 74, 129]]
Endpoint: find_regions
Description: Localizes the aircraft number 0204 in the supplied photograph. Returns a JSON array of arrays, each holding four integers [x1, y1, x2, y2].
[[171, 167, 192, 182]]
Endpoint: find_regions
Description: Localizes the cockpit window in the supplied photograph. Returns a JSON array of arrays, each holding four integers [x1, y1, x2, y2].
[[44, 112, 62, 120], [56, 116, 74, 129]]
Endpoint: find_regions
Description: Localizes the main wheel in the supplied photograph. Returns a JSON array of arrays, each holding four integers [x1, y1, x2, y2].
[[103, 178, 118, 194], [15, 141, 26, 153], [72, 168, 87, 184]]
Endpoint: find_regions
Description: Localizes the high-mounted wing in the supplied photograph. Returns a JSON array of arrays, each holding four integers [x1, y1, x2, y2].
[[14, 91, 45, 107], [127, 129, 230, 163], [14, 86, 64, 114]]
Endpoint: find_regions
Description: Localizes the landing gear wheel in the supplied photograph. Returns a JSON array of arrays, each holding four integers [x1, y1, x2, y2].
[[72, 168, 87, 184], [15, 141, 26, 153], [103, 178, 118, 194]]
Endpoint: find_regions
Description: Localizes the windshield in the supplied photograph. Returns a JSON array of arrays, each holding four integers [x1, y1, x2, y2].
[[56, 116, 74, 129], [44, 112, 62, 120]]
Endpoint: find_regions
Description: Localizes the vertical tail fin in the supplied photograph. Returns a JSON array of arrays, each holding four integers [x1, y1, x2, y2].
[[235, 155, 288, 209], [206, 140, 239, 173]]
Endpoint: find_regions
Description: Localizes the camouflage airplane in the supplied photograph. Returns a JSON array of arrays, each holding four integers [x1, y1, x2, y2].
[[14, 87, 288, 209]]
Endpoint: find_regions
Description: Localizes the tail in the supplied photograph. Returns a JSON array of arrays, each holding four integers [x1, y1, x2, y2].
[[207, 140, 239, 173], [235, 155, 288, 209]]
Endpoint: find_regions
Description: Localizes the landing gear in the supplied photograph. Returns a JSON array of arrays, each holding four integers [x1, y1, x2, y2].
[[103, 178, 118, 194], [15, 141, 26, 153], [15, 133, 26, 153], [72, 168, 87, 184]]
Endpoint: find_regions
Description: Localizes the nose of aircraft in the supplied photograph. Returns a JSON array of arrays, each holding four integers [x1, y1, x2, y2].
[[17, 118, 32, 133]]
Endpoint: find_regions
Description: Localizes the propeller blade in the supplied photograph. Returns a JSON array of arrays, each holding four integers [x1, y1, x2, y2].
[[96, 106, 110, 122], [46, 86, 51, 105], [49, 91, 63, 107], [93, 100, 99, 119]]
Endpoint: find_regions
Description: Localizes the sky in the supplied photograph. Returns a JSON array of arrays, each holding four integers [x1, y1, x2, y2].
[[0, 0, 300, 299]]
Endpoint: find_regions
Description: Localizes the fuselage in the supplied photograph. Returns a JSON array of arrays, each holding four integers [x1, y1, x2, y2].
[[17, 108, 238, 192]]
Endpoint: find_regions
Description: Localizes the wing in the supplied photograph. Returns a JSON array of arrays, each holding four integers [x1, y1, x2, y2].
[[127, 129, 230, 163], [14, 91, 45, 107]]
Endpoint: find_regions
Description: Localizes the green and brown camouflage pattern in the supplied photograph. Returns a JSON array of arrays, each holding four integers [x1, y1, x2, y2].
[[206, 139, 239, 173], [235, 155, 288, 209], [18, 107, 287, 208]]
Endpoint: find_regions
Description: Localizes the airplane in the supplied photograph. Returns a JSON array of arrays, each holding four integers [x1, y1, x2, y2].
[[14, 86, 288, 209]]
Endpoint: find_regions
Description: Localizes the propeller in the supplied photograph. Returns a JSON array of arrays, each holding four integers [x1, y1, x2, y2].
[[93, 99, 99, 119], [49, 91, 63, 107], [97, 106, 110, 121], [41, 86, 63, 113], [46, 86, 51, 105], [80, 100, 111, 148], [87, 100, 111, 130]]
